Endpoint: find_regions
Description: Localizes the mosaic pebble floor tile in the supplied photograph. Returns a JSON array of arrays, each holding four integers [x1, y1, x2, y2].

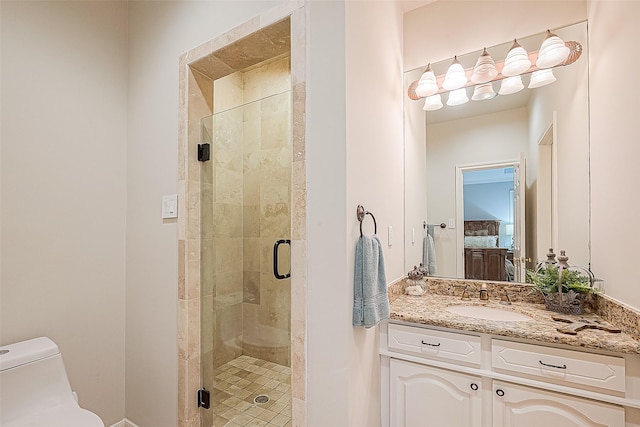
[[210, 355, 291, 427]]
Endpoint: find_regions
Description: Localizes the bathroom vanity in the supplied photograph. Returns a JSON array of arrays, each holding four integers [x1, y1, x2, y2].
[[380, 283, 640, 426]]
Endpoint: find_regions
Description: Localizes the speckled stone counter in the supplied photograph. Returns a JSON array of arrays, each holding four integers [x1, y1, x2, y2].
[[388, 277, 640, 355]]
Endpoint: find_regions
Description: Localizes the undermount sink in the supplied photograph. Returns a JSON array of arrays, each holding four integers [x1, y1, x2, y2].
[[446, 305, 534, 322]]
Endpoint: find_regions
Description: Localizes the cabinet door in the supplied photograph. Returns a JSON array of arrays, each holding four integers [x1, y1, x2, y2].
[[390, 359, 482, 427], [464, 248, 484, 280], [484, 249, 506, 281], [493, 381, 624, 427]]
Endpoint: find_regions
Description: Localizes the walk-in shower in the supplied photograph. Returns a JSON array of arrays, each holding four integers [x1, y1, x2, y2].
[[200, 57, 292, 427]]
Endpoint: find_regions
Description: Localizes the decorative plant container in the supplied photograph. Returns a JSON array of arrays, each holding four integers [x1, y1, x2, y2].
[[527, 250, 598, 315]]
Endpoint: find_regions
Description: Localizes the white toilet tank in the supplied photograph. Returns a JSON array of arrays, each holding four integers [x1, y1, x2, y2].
[[0, 337, 104, 427]]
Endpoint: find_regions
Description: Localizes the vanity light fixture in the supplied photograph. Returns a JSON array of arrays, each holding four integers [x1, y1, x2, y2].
[[528, 68, 556, 89], [471, 82, 497, 101], [423, 94, 444, 111], [502, 39, 532, 77], [447, 88, 469, 106], [442, 56, 468, 90], [536, 30, 571, 69], [498, 75, 524, 95], [407, 28, 583, 109], [471, 48, 498, 84], [415, 64, 439, 97]]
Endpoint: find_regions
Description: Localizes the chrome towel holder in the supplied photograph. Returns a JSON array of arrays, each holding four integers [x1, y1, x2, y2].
[[357, 205, 377, 237], [424, 221, 447, 229]]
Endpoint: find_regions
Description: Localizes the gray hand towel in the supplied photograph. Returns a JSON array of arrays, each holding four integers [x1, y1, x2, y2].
[[353, 235, 389, 328], [422, 234, 437, 275]]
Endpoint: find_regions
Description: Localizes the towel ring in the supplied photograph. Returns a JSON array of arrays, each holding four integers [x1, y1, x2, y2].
[[424, 221, 446, 229], [357, 205, 377, 237]]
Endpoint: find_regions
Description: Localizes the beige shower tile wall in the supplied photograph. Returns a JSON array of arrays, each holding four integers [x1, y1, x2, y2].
[[289, 7, 307, 423], [243, 56, 292, 103], [206, 58, 292, 370], [178, 63, 212, 427], [242, 58, 292, 367], [209, 76, 246, 370]]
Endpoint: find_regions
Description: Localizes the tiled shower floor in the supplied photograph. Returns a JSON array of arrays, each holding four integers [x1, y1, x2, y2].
[[210, 355, 292, 427]]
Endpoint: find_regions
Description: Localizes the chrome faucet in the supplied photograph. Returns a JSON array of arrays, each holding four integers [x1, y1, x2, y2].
[[479, 284, 489, 300], [457, 285, 471, 301]]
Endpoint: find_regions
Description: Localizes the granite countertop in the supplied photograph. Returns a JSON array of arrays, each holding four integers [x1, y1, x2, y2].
[[389, 292, 640, 355]]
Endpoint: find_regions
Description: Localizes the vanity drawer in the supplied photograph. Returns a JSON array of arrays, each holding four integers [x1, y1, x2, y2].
[[388, 323, 481, 366], [492, 339, 625, 393]]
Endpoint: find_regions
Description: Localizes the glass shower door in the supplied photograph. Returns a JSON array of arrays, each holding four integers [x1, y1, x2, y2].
[[200, 88, 292, 427]]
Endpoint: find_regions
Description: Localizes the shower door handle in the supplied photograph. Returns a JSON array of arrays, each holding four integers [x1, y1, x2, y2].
[[273, 239, 291, 279]]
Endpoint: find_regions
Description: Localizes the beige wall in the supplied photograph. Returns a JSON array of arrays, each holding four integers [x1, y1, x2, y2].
[[304, 1, 349, 424], [345, 1, 405, 426], [589, 0, 640, 310], [0, 2, 128, 425]]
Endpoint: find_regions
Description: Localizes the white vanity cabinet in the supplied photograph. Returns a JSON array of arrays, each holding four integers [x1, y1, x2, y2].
[[381, 321, 633, 427], [390, 358, 482, 427], [492, 381, 624, 427]]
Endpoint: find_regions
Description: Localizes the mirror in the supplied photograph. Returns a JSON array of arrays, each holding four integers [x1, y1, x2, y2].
[[404, 22, 590, 283]]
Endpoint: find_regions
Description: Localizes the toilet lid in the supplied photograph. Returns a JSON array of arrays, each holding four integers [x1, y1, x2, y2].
[[4, 404, 104, 427]]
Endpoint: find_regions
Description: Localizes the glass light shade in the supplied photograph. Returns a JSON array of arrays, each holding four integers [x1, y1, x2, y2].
[[415, 65, 439, 97], [423, 94, 443, 111], [471, 83, 496, 101], [501, 39, 532, 77], [498, 76, 524, 95], [536, 30, 570, 68], [442, 57, 468, 90], [471, 48, 498, 84], [446, 88, 469, 106], [528, 69, 556, 89]]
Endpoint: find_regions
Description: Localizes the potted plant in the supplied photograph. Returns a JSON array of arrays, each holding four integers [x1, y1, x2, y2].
[[527, 250, 598, 314]]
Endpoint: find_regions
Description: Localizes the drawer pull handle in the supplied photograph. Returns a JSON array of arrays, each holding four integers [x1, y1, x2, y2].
[[496, 389, 505, 397], [539, 360, 567, 370], [421, 340, 441, 347], [470, 383, 478, 391]]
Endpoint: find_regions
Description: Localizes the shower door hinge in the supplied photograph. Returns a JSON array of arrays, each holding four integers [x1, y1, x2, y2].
[[197, 143, 210, 162], [197, 388, 210, 409]]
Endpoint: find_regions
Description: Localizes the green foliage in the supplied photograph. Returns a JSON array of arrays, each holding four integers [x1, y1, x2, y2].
[[527, 265, 596, 295]]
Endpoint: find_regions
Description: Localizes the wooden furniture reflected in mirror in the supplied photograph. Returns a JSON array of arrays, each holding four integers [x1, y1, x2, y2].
[[463, 220, 507, 281]]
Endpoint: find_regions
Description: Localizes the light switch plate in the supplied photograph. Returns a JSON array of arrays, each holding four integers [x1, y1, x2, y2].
[[162, 194, 178, 219]]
